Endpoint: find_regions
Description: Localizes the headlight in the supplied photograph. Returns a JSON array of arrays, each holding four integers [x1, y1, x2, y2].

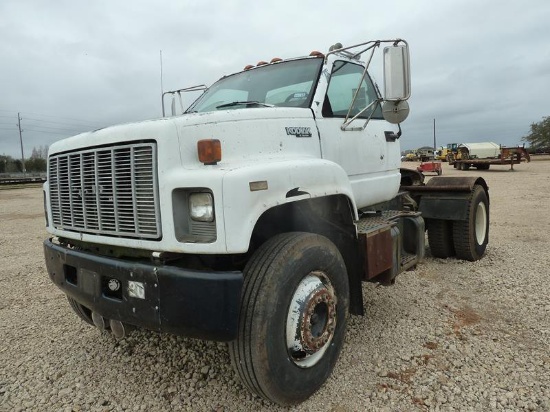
[[189, 192, 214, 222]]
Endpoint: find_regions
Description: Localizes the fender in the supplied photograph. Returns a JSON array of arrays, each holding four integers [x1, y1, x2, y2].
[[403, 176, 489, 221], [222, 158, 358, 253]]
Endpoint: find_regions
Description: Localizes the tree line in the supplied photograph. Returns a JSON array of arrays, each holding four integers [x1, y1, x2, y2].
[[522, 116, 550, 153], [0, 146, 48, 173]]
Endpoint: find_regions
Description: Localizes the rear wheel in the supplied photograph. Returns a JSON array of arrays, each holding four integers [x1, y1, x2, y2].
[[452, 185, 489, 261], [67, 297, 94, 326], [228, 232, 349, 405], [427, 219, 455, 258]]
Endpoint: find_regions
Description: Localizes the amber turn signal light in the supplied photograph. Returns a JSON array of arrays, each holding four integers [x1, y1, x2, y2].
[[197, 139, 222, 165]]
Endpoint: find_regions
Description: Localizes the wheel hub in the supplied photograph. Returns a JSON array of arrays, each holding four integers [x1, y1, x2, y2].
[[286, 271, 337, 368]]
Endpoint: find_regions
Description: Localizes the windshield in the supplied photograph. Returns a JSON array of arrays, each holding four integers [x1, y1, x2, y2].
[[186, 58, 323, 113]]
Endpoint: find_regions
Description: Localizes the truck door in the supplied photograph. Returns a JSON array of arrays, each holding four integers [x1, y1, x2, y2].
[[315, 60, 400, 208]]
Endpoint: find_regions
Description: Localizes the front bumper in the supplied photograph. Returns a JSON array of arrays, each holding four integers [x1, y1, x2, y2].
[[44, 239, 243, 341]]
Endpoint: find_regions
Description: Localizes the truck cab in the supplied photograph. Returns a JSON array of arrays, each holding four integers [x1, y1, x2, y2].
[[43, 40, 489, 406]]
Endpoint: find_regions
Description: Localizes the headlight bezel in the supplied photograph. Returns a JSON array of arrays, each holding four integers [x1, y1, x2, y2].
[[172, 188, 217, 243]]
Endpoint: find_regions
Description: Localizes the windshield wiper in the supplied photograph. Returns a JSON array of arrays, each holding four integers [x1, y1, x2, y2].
[[216, 101, 274, 109]]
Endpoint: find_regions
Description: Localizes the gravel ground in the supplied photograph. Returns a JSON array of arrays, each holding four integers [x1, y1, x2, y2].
[[1, 159, 549, 411]]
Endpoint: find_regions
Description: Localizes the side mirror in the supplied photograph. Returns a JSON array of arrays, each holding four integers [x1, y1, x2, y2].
[[383, 44, 411, 101]]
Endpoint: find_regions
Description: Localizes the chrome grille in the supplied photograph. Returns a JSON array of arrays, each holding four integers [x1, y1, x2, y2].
[[48, 143, 161, 239]]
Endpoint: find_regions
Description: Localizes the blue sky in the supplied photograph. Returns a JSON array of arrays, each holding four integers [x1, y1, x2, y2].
[[1, 0, 549, 158]]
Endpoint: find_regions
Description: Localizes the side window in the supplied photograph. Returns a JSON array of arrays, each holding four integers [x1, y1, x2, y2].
[[324, 61, 382, 119]]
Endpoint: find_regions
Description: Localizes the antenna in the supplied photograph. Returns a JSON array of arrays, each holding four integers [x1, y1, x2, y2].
[[160, 50, 164, 116]]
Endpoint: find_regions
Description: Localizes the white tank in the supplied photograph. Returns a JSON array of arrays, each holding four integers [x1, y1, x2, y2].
[[458, 142, 500, 159]]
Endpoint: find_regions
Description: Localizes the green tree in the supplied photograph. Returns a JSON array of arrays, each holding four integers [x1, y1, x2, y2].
[[25, 145, 48, 172], [522, 116, 550, 150], [25, 157, 46, 172], [0, 155, 18, 173]]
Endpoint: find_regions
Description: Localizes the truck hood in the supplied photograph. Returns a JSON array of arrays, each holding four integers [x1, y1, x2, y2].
[[48, 108, 320, 170]]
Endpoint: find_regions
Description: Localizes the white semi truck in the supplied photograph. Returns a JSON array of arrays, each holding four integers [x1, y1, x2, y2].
[[43, 39, 490, 405]]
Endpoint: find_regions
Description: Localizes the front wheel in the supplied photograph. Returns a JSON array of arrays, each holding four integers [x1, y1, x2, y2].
[[228, 232, 349, 405], [452, 185, 489, 261]]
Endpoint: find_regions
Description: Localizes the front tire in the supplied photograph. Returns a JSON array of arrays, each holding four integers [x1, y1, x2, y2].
[[452, 185, 489, 261], [228, 232, 349, 405]]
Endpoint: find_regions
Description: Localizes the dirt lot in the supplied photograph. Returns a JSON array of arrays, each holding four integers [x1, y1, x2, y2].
[[1, 160, 549, 411]]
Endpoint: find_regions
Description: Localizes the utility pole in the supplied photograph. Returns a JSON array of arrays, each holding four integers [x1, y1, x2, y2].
[[17, 112, 26, 174], [433, 118, 436, 149]]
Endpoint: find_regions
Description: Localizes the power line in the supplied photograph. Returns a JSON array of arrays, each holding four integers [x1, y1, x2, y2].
[[23, 117, 101, 129], [19, 128, 78, 136], [19, 111, 104, 127], [1, 110, 103, 129], [23, 124, 86, 133]]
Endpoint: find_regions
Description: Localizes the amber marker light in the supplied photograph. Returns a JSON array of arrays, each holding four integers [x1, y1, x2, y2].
[[197, 139, 222, 165]]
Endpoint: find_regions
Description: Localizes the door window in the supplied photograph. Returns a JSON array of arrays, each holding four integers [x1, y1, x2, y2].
[[324, 61, 382, 119]]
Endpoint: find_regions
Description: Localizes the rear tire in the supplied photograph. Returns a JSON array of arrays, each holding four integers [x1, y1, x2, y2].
[[67, 297, 94, 326], [452, 185, 489, 261], [427, 219, 455, 258], [228, 232, 349, 405]]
